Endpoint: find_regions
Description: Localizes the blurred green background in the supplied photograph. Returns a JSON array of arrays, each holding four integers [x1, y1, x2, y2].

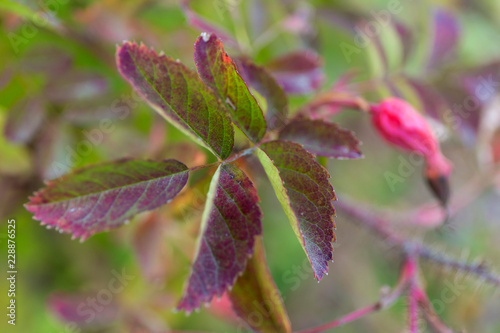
[[1, 0, 500, 332]]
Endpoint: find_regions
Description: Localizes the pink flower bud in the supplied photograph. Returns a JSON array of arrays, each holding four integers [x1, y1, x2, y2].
[[370, 97, 452, 205]]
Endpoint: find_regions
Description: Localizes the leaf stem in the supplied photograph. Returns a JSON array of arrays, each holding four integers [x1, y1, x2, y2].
[[222, 146, 258, 165], [189, 146, 258, 173]]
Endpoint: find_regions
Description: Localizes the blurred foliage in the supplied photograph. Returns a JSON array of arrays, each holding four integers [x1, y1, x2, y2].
[[1, 0, 500, 332]]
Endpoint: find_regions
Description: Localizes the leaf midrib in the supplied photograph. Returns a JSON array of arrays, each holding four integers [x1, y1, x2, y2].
[[40, 167, 188, 206], [128, 48, 225, 158]]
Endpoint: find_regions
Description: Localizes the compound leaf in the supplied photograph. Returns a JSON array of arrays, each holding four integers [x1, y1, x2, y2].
[[25, 159, 189, 241], [255, 140, 336, 280]]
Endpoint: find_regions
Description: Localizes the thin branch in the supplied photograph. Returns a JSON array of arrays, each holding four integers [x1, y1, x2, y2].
[[418, 247, 500, 287], [415, 285, 455, 333], [407, 278, 420, 333], [335, 197, 406, 246], [389, 165, 499, 228], [294, 256, 415, 333], [336, 197, 500, 287], [294, 303, 380, 333]]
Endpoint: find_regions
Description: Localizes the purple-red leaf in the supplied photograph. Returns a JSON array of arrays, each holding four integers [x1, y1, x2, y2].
[[4, 98, 45, 144], [0, 175, 29, 219], [177, 164, 262, 312], [255, 140, 336, 280], [132, 212, 168, 284], [300, 91, 370, 119], [25, 159, 189, 241], [19, 46, 73, 75], [45, 72, 109, 103], [194, 33, 267, 142], [394, 21, 413, 65], [48, 292, 119, 326], [61, 97, 123, 124], [428, 8, 460, 69], [279, 117, 362, 159], [461, 61, 500, 106], [405, 77, 449, 121], [33, 119, 73, 181], [266, 51, 324, 94], [236, 57, 289, 131], [116, 42, 234, 159], [228, 237, 292, 333]]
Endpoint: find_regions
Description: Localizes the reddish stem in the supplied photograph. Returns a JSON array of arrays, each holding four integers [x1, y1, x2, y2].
[[407, 279, 420, 333], [295, 256, 415, 333], [295, 304, 379, 333], [415, 286, 455, 333], [336, 197, 500, 286]]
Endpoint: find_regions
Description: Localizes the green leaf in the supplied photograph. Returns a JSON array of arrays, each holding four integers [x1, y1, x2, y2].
[[25, 159, 189, 241], [0, 1, 38, 20], [236, 57, 289, 131], [229, 237, 292, 333], [194, 33, 267, 142], [255, 140, 336, 280], [116, 42, 234, 159], [177, 164, 262, 312]]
